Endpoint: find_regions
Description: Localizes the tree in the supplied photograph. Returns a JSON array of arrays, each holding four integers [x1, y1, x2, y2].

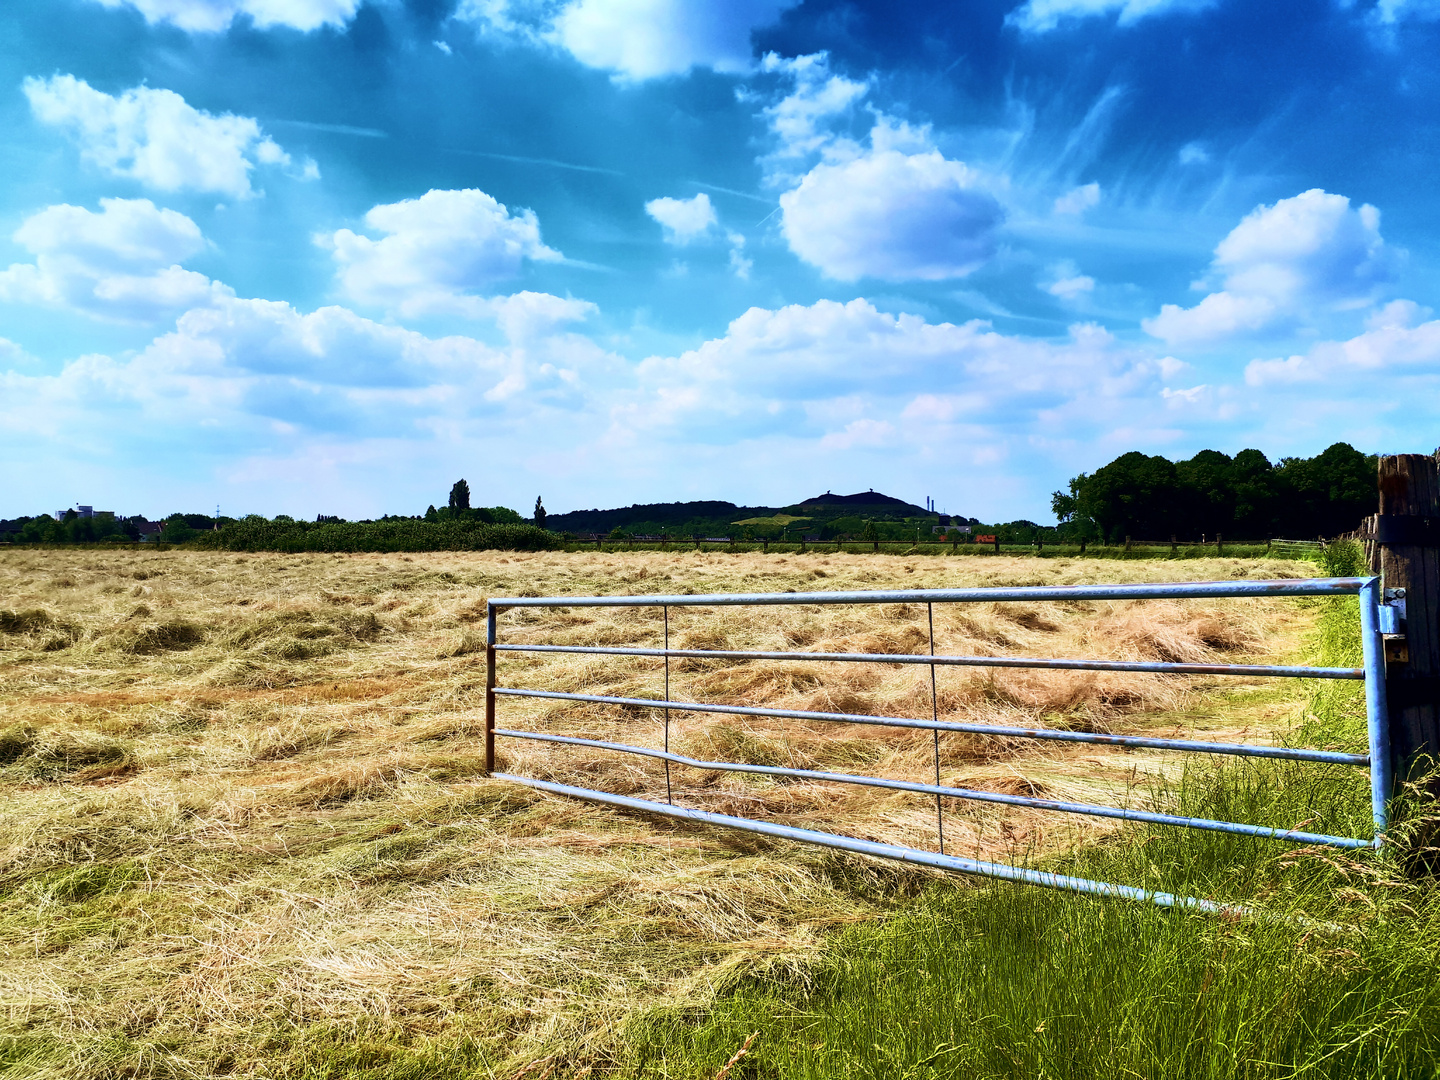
[[449, 479, 470, 512], [534, 497, 547, 530]]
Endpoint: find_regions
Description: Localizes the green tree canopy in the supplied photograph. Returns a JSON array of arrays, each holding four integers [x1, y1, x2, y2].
[[1055, 443, 1378, 542], [448, 479, 470, 512]]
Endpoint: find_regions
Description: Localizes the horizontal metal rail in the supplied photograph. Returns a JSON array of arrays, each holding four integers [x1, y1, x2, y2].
[[489, 577, 1371, 610], [498, 728, 1371, 849], [493, 687, 1371, 765], [495, 642, 1364, 680], [496, 774, 1252, 915]]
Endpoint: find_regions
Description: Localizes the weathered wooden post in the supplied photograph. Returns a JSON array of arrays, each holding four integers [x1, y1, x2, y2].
[[1376, 453, 1440, 783], [1216, 532, 1224, 556]]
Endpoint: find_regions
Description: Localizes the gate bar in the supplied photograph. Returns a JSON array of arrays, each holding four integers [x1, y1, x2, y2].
[[489, 577, 1372, 609], [497, 728, 1372, 849], [492, 643, 1363, 680], [492, 686, 1371, 765], [495, 773, 1252, 916]]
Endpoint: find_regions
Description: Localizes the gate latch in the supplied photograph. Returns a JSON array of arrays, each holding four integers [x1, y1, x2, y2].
[[1382, 588, 1407, 662]]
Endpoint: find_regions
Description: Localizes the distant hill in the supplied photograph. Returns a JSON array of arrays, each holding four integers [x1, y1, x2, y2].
[[798, 490, 921, 511], [543, 491, 964, 538]]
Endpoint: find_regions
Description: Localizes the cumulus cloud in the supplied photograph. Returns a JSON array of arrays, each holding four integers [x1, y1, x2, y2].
[[460, 0, 799, 80], [779, 143, 1003, 282], [1, 292, 616, 458], [617, 298, 1168, 448], [0, 198, 231, 322], [1054, 182, 1100, 215], [1143, 189, 1396, 346], [1008, 0, 1215, 33], [90, 0, 360, 32], [1245, 311, 1440, 387], [645, 193, 718, 244], [754, 57, 1003, 282], [322, 189, 563, 316], [24, 75, 315, 200], [759, 52, 869, 166], [550, 0, 799, 80]]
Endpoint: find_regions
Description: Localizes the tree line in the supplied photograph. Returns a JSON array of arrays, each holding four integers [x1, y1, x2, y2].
[[1052, 442, 1376, 543]]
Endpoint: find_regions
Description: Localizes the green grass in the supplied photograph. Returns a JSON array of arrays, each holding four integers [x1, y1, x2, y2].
[[623, 542, 1440, 1079]]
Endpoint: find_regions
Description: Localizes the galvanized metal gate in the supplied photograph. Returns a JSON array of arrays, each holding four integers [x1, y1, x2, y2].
[[483, 577, 1397, 913]]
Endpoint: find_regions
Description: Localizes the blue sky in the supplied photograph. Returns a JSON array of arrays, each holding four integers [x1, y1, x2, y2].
[[3, 0, 1439, 521]]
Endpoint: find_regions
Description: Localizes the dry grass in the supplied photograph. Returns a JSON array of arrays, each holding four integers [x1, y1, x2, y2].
[[0, 548, 1320, 1077]]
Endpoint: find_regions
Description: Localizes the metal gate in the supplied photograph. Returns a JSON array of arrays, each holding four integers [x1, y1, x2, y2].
[[482, 577, 1396, 914]]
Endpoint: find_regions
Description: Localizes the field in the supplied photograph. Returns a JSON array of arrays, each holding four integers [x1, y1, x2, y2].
[[1, 548, 1435, 1078]]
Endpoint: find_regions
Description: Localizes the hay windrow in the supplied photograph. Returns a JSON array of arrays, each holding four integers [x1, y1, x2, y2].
[[0, 547, 1320, 1075]]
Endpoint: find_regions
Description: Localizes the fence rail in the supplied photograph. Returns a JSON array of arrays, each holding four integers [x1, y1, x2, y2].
[[484, 576, 1396, 913]]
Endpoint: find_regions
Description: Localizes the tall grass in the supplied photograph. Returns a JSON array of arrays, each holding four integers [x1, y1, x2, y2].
[[626, 542, 1440, 1079]]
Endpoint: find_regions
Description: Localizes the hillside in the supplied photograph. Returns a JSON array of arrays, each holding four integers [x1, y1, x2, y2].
[[543, 490, 957, 538]]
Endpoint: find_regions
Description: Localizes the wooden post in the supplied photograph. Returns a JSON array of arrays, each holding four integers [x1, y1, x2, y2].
[[1124, 535, 1132, 553], [1171, 534, 1177, 554], [1079, 538, 1086, 555], [1217, 532, 1223, 556], [762, 538, 769, 553], [993, 536, 1000, 554], [1377, 453, 1440, 782]]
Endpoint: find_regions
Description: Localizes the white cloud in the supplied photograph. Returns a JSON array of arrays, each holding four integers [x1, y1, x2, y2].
[[1045, 266, 1096, 300], [549, 0, 799, 80], [322, 189, 563, 316], [1245, 314, 1440, 387], [1053, 182, 1100, 215], [726, 231, 753, 280], [779, 142, 1004, 282], [0, 198, 231, 322], [1008, 0, 1214, 33], [1371, 0, 1440, 24], [1143, 189, 1396, 346], [618, 298, 1168, 447], [759, 52, 869, 165], [0, 292, 617, 460], [754, 58, 1003, 283], [24, 75, 315, 199], [461, 0, 801, 80], [819, 418, 895, 450], [90, 0, 360, 32], [0, 338, 36, 368], [1178, 142, 1209, 165], [645, 193, 718, 245]]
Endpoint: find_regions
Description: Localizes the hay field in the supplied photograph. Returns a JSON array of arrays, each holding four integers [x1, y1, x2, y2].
[[0, 549, 1323, 1077]]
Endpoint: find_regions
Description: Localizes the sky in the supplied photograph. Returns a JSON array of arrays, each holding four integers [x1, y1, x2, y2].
[[2, 0, 1439, 522]]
